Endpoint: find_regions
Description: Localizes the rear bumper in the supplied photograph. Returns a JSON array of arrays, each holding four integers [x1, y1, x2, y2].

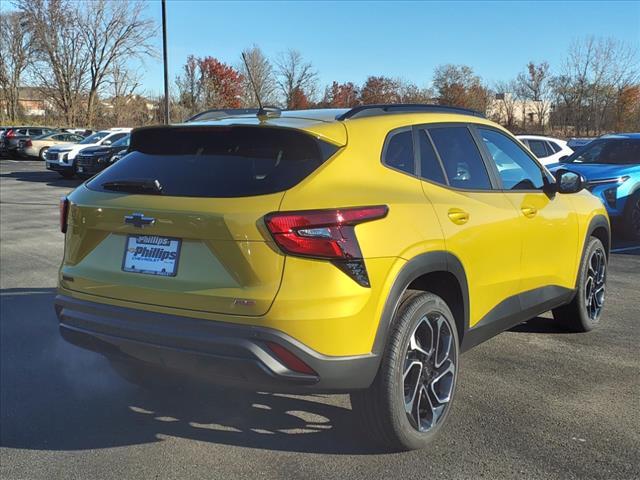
[[54, 294, 380, 393]]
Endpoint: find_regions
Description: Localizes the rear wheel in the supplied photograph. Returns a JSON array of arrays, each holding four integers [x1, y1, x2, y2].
[[39, 147, 48, 161], [350, 291, 459, 451], [553, 237, 607, 332], [623, 191, 640, 242]]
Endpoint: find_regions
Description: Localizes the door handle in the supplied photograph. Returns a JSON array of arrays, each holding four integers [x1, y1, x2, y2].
[[448, 208, 469, 225], [521, 206, 538, 218]]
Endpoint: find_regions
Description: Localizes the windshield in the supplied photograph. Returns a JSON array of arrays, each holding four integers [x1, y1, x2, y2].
[[563, 138, 640, 165], [79, 131, 110, 145], [112, 135, 130, 148]]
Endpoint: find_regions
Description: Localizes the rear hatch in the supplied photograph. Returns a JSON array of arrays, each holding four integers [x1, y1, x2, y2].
[[62, 124, 340, 316]]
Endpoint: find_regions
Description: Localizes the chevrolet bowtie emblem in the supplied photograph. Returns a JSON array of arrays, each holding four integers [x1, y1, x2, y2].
[[124, 212, 155, 228]]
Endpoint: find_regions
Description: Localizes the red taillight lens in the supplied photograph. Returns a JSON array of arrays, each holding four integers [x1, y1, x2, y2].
[[25, 139, 32, 147], [266, 341, 317, 375], [264, 205, 388, 287], [59, 197, 69, 233], [6, 129, 15, 138]]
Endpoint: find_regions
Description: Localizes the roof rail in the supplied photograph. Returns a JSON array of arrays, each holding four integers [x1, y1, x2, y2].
[[186, 107, 281, 123], [336, 104, 485, 120]]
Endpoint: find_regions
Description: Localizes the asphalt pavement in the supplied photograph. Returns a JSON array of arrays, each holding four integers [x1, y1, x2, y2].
[[1, 159, 639, 480]]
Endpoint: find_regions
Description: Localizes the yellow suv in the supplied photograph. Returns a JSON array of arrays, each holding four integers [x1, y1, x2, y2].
[[55, 105, 610, 450]]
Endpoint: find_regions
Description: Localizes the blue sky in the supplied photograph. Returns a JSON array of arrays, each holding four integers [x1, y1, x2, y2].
[[141, 0, 639, 96]]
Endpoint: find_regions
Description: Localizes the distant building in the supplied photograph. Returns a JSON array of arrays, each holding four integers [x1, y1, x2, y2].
[[0, 87, 56, 117], [487, 93, 552, 129]]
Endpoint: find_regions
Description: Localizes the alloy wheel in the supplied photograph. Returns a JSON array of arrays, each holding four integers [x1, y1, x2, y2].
[[585, 248, 606, 321], [403, 312, 456, 432]]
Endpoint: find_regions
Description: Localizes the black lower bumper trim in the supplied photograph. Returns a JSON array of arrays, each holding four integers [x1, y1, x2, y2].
[[55, 294, 380, 393]]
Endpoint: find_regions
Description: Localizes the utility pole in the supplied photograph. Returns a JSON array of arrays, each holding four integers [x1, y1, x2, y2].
[[162, 0, 170, 124]]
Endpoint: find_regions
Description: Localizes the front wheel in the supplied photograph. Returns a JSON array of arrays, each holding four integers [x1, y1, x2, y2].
[[553, 237, 607, 332], [350, 291, 459, 451], [623, 191, 640, 242]]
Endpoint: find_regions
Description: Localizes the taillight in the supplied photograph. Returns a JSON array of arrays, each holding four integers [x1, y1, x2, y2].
[[59, 197, 69, 233], [264, 205, 388, 287], [6, 129, 15, 138], [25, 139, 32, 147]]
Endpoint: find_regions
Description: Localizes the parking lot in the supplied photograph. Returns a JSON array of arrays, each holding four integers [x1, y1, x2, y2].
[[1, 159, 638, 479]]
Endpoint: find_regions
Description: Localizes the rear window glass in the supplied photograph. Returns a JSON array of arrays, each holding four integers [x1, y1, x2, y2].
[[87, 126, 339, 197]]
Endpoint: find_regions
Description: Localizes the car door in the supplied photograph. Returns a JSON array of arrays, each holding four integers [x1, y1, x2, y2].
[[416, 124, 522, 328], [475, 126, 579, 303]]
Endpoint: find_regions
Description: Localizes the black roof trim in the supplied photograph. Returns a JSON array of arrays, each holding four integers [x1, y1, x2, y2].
[[336, 104, 485, 120]]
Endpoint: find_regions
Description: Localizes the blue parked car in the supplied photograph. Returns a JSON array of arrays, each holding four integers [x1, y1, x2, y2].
[[548, 133, 640, 241]]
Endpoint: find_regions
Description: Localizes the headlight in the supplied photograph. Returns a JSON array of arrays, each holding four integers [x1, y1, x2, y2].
[[62, 153, 69, 162]]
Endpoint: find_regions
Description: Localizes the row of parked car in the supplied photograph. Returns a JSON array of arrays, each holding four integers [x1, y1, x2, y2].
[[0, 126, 131, 179]]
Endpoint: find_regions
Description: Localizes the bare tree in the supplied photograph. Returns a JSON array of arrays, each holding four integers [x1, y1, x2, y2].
[[492, 80, 519, 129], [17, 0, 89, 125], [175, 55, 200, 115], [0, 12, 33, 121], [107, 61, 142, 126], [275, 50, 318, 109], [516, 62, 551, 131], [238, 45, 277, 107], [79, 0, 156, 126]]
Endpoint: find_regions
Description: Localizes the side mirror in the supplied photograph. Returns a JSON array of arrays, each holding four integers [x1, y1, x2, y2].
[[558, 155, 569, 162], [102, 140, 112, 146], [555, 169, 585, 194]]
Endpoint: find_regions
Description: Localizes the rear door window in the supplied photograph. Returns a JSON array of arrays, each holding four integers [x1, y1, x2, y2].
[[527, 139, 550, 158], [87, 126, 339, 197], [428, 126, 492, 190], [547, 141, 562, 153], [417, 129, 446, 184]]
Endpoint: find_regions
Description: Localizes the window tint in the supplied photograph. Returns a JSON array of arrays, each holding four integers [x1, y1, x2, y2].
[[547, 141, 562, 153], [29, 129, 43, 136], [52, 134, 66, 141], [479, 128, 544, 190], [428, 126, 492, 190], [527, 139, 550, 158], [564, 138, 640, 165], [383, 130, 414, 174], [418, 129, 446, 184], [104, 133, 127, 144], [88, 126, 339, 198]]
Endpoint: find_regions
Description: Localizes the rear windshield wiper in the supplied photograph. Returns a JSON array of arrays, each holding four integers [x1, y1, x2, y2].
[[101, 178, 163, 194]]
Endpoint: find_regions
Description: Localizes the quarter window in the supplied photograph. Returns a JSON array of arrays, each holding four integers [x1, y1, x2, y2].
[[428, 126, 492, 190], [479, 128, 545, 190], [383, 130, 415, 175], [547, 141, 562, 153]]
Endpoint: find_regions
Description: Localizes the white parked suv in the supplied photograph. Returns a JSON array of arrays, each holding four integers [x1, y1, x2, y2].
[[45, 128, 131, 178], [516, 135, 574, 165]]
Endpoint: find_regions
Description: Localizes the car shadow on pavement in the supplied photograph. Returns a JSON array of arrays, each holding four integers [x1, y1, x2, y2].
[[508, 316, 569, 334], [0, 170, 82, 188], [0, 288, 385, 455]]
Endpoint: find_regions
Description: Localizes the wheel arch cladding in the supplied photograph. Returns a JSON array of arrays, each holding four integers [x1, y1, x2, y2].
[[587, 214, 610, 258], [372, 251, 469, 354]]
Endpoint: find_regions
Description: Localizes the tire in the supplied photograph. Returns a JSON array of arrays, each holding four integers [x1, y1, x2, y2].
[[39, 147, 48, 161], [553, 237, 607, 332], [623, 191, 640, 242], [109, 357, 186, 392], [350, 291, 459, 451]]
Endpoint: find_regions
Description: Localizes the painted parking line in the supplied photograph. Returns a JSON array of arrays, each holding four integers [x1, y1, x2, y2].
[[611, 245, 640, 253]]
